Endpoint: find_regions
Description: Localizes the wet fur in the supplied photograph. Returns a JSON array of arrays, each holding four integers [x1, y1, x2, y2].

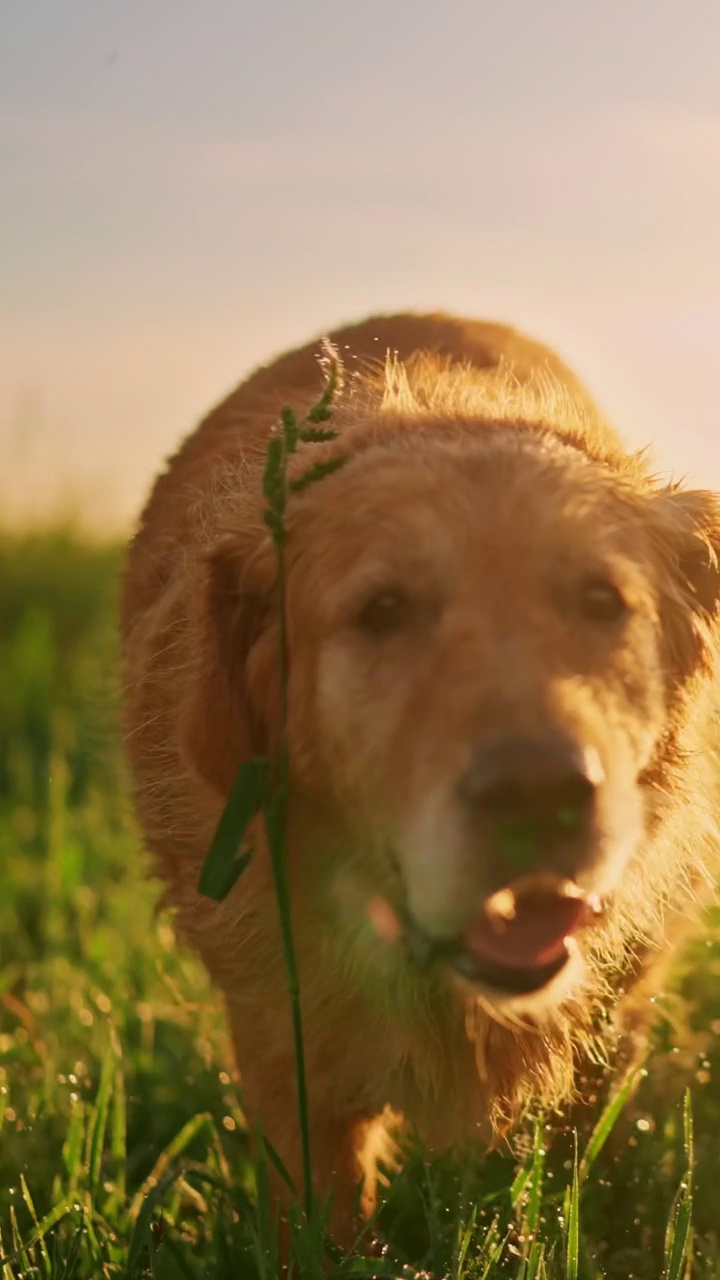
[[122, 312, 720, 1240]]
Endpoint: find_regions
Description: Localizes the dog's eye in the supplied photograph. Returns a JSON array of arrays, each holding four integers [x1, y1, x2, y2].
[[356, 590, 411, 636], [578, 576, 628, 623]]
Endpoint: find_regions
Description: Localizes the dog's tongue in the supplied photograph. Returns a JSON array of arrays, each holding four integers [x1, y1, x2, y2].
[[463, 884, 592, 971]]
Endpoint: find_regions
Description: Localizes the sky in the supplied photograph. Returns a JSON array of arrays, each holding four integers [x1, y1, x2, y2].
[[1, 0, 719, 529]]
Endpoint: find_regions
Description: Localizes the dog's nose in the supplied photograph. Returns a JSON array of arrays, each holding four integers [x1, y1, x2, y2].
[[459, 735, 603, 859]]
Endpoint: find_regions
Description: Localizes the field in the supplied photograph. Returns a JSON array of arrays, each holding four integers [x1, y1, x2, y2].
[[2, 526, 720, 1279]]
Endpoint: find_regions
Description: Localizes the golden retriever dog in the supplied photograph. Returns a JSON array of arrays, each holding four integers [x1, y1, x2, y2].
[[122, 312, 720, 1242]]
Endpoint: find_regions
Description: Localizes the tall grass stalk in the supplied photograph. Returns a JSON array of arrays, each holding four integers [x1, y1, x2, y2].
[[198, 346, 345, 1226], [663, 1088, 694, 1280]]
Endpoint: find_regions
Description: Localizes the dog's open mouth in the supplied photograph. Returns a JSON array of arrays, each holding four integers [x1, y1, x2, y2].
[[451, 876, 602, 995], [369, 875, 603, 997]]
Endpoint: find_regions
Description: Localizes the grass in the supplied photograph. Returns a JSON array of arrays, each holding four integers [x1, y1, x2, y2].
[[3, 522, 720, 1277]]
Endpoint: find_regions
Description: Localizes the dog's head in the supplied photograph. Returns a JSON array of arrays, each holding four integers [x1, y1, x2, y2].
[[184, 419, 720, 1009]]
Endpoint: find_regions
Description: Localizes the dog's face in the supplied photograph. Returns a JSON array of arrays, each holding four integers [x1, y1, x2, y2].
[[190, 425, 720, 1008]]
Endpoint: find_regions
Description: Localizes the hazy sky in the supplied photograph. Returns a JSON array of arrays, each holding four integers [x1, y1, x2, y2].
[[2, 0, 719, 528]]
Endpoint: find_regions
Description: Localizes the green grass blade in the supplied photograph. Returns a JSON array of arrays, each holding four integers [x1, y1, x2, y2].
[[129, 1111, 215, 1219], [510, 1157, 533, 1210], [298, 426, 338, 442], [525, 1120, 545, 1236], [252, 1120, 280, 1280], [0, 1198, 74, 1273], [263, 1134, 297, 1193], [7, 1209, 28, 1280], [479, 1225, 511, 1280], [565, 1134, 580, 1280], [87, 1046, 114, 1195], [664, 1194, 693, 1280], [515, 1123, 546, 1280], [263, 760, 313, 1217], [57, 1218, 86, 1280], [526, 1239, 546, 1280], [157, 1232, 198, 1279], [455, 1203, 477, 1277], [0, 1226, 18, 1280], [79, 1201, 104, 1272], [683, 1085, 694, 1172], [198, 757, 268, 900], [289, 456, 348, 492], [18, 1176, 51, 1277], [125, 1167, 184, 1280], [62, 1099, 86, 1191], [579, 1062, 644, 1184], [110, 1048, 127, 1203], [663, 1090, 694, 1280]]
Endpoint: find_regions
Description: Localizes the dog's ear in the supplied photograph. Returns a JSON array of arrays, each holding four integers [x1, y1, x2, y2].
[[646, 486, 720, 687], [180, 534, 279, 795]]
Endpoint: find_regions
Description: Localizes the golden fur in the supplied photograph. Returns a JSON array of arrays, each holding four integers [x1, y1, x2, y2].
[[122, 312, 720, 1240]]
